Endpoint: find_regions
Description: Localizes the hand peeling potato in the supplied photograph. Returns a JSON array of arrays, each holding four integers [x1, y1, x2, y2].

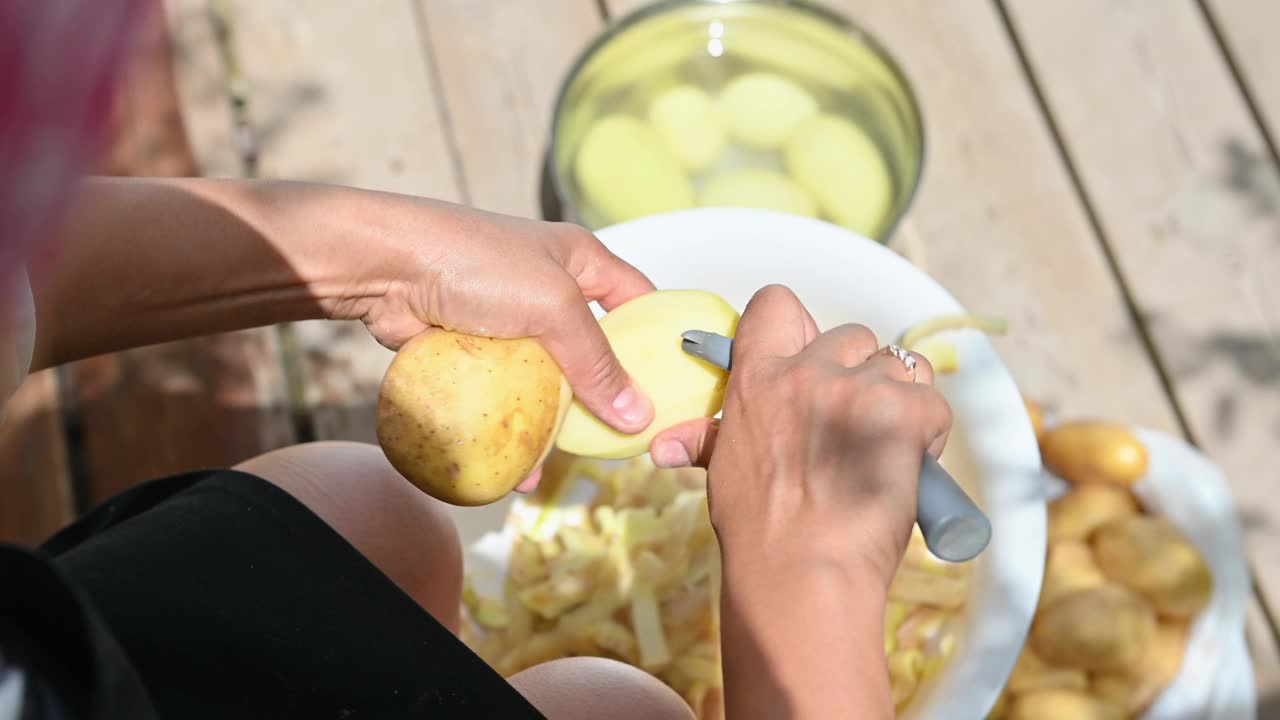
[[377, 290, 736, 506]]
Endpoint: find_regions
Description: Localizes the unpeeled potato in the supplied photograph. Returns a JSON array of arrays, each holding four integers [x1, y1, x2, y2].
[[1092, 515, 1212, 619], [1047, 484, 1138, 543], [556, 290, 739, 459], [1006, 689, 1123, 720], [1006, 646, 1088, 694], [1030, 584, 1155, 673], [1025, 398, 1046, 440], [1039, 541, 1107, 610], [377, 333, 571, 506], [1091, 620, 1189, 716], [1040, 421, 1149, 487]]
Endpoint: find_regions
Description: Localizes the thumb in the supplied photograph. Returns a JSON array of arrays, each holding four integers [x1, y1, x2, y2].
[[538, 292, 653, 434], [650, 417, 721, 469]]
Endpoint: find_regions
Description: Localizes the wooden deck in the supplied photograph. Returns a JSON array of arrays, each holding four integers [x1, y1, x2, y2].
[[2, 0, 1278, 711]]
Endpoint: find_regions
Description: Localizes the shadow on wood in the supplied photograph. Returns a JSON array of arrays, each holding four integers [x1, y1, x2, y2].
[[0, 371, 72, 545]]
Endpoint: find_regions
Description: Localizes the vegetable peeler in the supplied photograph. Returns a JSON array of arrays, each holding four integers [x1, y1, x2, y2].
[[681, 329, 992, 563]]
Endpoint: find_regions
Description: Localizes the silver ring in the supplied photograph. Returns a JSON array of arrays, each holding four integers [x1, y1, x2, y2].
[[880, 344, 917, 382]]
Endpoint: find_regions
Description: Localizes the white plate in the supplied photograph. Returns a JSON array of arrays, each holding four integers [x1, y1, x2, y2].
[[461, 207, 1046, 718]]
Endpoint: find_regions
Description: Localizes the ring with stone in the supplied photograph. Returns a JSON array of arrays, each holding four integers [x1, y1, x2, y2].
[[880, 344, 918, 382]]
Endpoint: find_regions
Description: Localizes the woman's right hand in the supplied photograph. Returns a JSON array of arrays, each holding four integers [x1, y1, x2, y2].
[[653, 284, 952, 585], [649, 285, 953, 719]]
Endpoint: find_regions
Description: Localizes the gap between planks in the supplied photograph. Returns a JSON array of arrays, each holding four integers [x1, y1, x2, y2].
[[999, 0, 1280, 690]]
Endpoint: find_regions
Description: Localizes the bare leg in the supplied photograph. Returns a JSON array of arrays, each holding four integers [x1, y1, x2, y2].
[[236, 442, 692, 718], [234, 441, 463, 632], [510, 657, 695, 720]]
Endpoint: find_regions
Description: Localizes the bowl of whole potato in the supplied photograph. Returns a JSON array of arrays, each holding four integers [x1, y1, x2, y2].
[[377, 208, 1047, 719], [548, 0, 924, 242]]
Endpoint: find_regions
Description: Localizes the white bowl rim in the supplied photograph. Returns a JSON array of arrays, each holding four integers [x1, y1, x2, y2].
[[592, 207, 1046, 718]]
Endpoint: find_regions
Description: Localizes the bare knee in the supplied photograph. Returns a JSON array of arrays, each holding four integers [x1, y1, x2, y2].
[[235, 441, 463, 632], [509, 657, 694, 720]]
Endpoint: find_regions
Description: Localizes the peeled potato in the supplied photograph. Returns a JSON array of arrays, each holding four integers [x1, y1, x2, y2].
[[1039, 541, 1107, 610], [1092, 515, 1212, 619], [556, 290, 739, 459], [1006, 689, 1123, 720], [717, 71, 819, 148], [1030, 584, 1155, 672], [1091, 620, 1189, 716], [1047, 484, 1138, 543], [1040, 421, 1149, 487], [697, 169, 817, 218], [575, 114, 693, 225], [647, 85, 726, 172], [784, 114, 892, 237], [377, 333, 571, 506]]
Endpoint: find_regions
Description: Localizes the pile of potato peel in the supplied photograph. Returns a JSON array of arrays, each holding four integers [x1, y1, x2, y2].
[[458, 452, 969, 719], [988, 404, 1214, 720]]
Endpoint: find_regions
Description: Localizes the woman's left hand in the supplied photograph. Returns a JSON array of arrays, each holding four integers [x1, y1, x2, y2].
[[35, 181, 656, 440], [344, 199, 657, 436]]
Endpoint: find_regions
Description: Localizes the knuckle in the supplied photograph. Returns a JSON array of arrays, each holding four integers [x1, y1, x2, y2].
[[750, 283, 799, 309], [580, 345, 625, 392], [548, 278, 585, 311], [835, 322, 877, 346], [784, 359, 825, 396], [930, 389, 954, 433], [910, 351, 935, 382], [855, 381, 921, 441]]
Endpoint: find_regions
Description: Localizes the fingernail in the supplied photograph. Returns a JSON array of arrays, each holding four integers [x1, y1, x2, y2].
[[652, 440, 691, 468], [515, 467, 542, 494], [612, 383, 653, 427]]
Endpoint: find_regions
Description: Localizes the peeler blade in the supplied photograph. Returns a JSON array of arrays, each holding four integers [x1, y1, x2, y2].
[[681, 329, 734, 370]]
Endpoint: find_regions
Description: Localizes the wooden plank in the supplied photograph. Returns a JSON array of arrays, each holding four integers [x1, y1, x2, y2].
[[165, 0, 242, 178], [69, 0, 294, 504], [1204, 0, 1280, 149], [224, 0, 461, 199], [417, 0, 602, 217], [223, 0, 463, 444], [0, 371, 73, 545], [75, 336, 295, 503], [807, 0, 1180, 431], [1246, 597, 1280, 715], [1002, 0, 1280, 693], [603, 0, 647, 19], [596, 0, 1175, 427]]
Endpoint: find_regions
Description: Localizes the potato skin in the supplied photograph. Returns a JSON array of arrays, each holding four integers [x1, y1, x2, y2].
[[1025, 398, 1046, 441], [1047, 484, 1138, 543], [1092, 515, 1212, 619], [1006, 689, 1123, 720], [1039, 541, 1106, 610], [377, 332, 570, 506], [1041, 421, 1149, 487], [1091, 620, 1189, 716], [1030, 584, 1155, 672]]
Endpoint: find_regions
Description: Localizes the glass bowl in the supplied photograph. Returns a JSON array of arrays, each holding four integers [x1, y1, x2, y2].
[[548, 0, 925, 242]]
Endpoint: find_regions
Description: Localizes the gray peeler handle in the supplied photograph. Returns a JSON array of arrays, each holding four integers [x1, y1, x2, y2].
[[917, 453, 991, 562], [680, 329, 991, 563]]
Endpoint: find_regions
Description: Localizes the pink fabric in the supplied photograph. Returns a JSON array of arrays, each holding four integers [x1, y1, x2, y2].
[[0, 0, 142, 290]]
